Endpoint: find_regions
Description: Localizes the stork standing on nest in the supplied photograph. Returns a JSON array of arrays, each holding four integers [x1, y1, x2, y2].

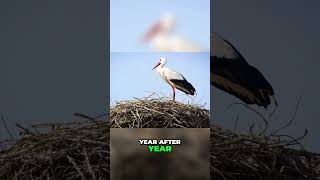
[[153, 57, 196, 101]]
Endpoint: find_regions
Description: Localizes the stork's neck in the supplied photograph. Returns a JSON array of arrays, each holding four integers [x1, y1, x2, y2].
[[155, 63, 166, 72]]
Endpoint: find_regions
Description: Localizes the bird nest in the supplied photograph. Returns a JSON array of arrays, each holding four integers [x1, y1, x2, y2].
[[211, 125, 320, 179], [0, 99, 319, 179], [0, 120, 109, 180], [110, 97, 210, 128]]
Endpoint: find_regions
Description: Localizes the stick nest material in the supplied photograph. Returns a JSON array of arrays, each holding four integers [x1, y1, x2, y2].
[[0, 120, 109, 180], [211, 125, 320, 179], [110, 97, 209, 128], [1, 122, 319, 180], [1, 98, 320, 179]]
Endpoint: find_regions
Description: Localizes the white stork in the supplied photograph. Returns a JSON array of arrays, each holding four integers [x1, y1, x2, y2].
[[211, 33, 277, 108], [153, 57, 196, 101], [142, 13, 205, 52]]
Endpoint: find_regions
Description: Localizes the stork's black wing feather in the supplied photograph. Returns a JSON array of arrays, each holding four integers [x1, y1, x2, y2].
[[170, 79, 196, 95], [211, 57, 274, 108], [211, 33, 276, 108]]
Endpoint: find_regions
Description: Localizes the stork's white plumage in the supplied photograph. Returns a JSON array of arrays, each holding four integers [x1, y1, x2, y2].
[[142, 13, 205, 52], [153, 57, 196, 101]]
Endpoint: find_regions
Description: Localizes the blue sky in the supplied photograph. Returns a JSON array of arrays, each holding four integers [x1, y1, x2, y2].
[[110, 0, 210, 52], [110, 52, 210, 109]]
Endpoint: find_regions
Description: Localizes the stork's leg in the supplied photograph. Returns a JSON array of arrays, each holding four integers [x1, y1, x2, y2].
[[172, 86, 176, 101]]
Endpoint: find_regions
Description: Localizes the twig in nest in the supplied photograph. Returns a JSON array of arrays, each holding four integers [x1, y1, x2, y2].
[[1, 114, 15, 140], [67, 155, 85, 180], [270, 96, 302, 136], [74, 113, 95, 121], [225, 102, 269, 135], [16, 123, 33, 136]]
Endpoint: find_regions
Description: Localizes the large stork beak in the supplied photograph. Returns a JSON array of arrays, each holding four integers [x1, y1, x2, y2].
[[152, 62, 161, 70], [142, 21, 162, 43]]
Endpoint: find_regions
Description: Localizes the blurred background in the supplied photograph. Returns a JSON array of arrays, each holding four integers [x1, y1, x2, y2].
[[110, 52, 210, 109], [110, 0, 210, 52], [212, 1, 320, 152], [111, 128, 209, 180], [0, 0, 109, 140]]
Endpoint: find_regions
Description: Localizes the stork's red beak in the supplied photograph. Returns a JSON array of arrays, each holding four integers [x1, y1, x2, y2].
[[142, 21, 162, 43], [152, 62, 161, 70]]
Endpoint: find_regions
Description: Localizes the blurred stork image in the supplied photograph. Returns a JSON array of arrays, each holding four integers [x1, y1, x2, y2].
[[211, 33, 277, 108], [142, 13, 205, 52], [153, 57, 196, 101]]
